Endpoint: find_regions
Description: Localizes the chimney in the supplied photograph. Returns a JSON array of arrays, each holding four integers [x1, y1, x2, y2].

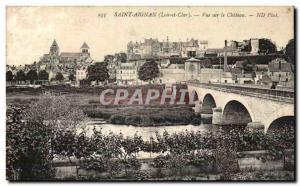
[[224, 40, 228, 72], [279, 59, 281, 70]]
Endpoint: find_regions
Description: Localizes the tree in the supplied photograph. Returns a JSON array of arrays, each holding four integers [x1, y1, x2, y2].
[[87, 62, 109, 84], [240, 41, 251, 52], [138, 60, 159, 83], [38, 70, 49, 81], [200, 59, 213, 68], [104, 55, 114, 63], [26, 70, 38, 84], [6, 106, 55, 180], [68, 73, 75, 81], [115, 53, 127, 63], [285, 39, 295, 64], [6, 71, 13, 82], [23, 94, 86, 178], [16, 70, 26, 82], [120, 133, 143, 176], [259, 38, 277, 54], [55, 72, 64, 82], [25, 94, 86, 131], [119, 53, 127, 63], [90, 131, 123, 178], [53, 129, 92, 178], [242, 59, 255, 72]]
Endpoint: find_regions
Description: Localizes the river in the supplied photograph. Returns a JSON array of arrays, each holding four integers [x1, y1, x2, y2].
[[76, 119, 243, 159], [80, 120, 214, 141]]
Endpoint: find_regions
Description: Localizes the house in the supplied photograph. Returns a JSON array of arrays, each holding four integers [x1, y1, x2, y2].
[[230, 68, 243, 83], [261, 74, 273, 86], [268, 58, 294, 86], [116, 62, 138, 85], [254, 71, 266, 84], [157, 64, 185, 84], [236, 73, 254, 84], [76, 66, 88, 82], [221, 72, 234, 83]]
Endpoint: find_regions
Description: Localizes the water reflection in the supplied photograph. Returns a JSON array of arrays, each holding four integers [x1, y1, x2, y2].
[[81, 123, 214, 141]]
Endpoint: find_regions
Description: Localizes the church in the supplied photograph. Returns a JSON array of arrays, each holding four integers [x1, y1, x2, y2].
[[40, 40, 93, 65], [38, 40, 94, 81]]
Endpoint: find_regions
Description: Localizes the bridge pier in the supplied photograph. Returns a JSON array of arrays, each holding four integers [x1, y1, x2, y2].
[[192, 101, 202, 113], [212, 107, 222, 125], [246, 122, 265, 132], [201, 113, 213, 124]]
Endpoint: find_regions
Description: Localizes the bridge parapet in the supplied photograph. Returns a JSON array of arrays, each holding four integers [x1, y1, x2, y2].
[[188, 82, 294, 104]]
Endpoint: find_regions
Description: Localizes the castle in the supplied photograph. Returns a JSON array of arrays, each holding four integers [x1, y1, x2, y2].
[[127, 37, 203, 60]]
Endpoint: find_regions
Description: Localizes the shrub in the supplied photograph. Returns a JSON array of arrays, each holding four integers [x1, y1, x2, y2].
[[84, 110, 111, 119], [109, 114, 126, 124], [191, 117, 201, 125], [82, 157, 107, 173]]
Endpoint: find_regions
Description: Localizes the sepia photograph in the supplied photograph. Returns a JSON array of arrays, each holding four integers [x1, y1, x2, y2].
[[5, 6, 295, 181]]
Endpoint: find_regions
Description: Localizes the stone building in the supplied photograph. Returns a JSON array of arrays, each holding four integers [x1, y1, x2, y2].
[[116, 62, 138, 85], [40, 40, 92, 64], [76, 66, 88, 82], [268, 58, 294, 86], [127, 37, 200, 60], [39, 40, 94, 82], [185, 57, 201, 81], [157, 64, 185, 84]]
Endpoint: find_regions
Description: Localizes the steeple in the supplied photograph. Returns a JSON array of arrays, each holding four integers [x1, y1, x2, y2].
[[50, 39, 59, 56], [51, 39, 58, 47], [81, 42, 89, 49], [49, 39, 60, 64], [80, 42, 90, 59]]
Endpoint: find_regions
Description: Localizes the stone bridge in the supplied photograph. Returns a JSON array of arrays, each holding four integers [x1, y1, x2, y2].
[[187, 82, 295, 133]]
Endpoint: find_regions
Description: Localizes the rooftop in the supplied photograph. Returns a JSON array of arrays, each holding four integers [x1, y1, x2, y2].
[[186, 57, 201, 62], [268, 58, 293, 72], [60, 52, 81, 58], [81, 42, 90, 49]]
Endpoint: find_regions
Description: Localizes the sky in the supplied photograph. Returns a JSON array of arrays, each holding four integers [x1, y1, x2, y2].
[[6, 6, 294, 66]]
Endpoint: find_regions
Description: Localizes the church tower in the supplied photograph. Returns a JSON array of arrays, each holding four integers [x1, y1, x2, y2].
[[80, 42, 90, 61], [49, 39, 60, 64]]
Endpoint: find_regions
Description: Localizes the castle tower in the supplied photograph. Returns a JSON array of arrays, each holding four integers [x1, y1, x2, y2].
[[49, 39, 60, 64], [80, 42, 90, 60]]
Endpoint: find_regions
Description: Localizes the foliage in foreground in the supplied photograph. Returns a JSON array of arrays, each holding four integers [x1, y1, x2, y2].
[[51, 125, 294, 180], [6, 94, 86, 180], [6, 96, 294, 180]]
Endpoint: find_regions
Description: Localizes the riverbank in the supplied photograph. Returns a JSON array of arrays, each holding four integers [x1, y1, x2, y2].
[[7, 84, 200, 127], [83, 105, 201, 126]]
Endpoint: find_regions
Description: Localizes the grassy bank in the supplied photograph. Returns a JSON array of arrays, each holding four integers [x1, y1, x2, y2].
[[82, 105, 201, 126], [7, 84, 200, 126]]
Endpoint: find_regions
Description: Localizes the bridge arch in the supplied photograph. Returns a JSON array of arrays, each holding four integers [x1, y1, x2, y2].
[[267, 116, 295, 133], [223, 100, 252, 125], [188, 89, 199, 104], [202, 94, 216, 114]]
